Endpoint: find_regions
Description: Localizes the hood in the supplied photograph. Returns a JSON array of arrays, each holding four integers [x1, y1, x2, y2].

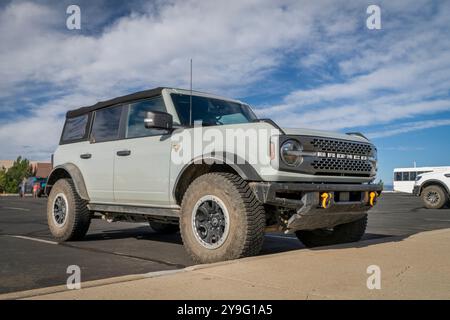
[[282, 127, 370, 143]]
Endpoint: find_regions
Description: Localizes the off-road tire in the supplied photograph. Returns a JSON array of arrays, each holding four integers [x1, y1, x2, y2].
[[180, 173, 265, 263], [295, 214, 367, 247], [149, 221, 179, 234], [421, 185, 448, 209], [47, 178, 91, 242]]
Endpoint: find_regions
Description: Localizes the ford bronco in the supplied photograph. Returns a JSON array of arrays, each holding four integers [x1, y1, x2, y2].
[[45, 87, 382, 263]]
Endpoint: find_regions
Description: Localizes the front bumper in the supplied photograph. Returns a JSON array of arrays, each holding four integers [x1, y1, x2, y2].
[[249, 182, 383, 232]]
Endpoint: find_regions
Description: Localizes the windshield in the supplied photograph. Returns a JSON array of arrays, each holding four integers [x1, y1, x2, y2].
[[171, 94, 257, 126]]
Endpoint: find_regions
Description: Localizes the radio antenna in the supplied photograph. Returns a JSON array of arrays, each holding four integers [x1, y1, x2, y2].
[[189, 58, 193, 126]]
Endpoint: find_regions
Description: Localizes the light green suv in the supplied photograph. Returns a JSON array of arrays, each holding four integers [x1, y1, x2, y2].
[[45, 87, 382, 263]]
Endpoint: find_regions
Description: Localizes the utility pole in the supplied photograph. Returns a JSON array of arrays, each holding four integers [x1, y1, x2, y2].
[[189, 58, 193, 126]]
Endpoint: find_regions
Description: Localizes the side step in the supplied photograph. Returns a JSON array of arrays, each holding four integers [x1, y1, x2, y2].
[[88, 203, 180, 218]]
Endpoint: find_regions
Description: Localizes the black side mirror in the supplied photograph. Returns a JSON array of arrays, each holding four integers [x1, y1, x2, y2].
[[145, 111, 173, 129]]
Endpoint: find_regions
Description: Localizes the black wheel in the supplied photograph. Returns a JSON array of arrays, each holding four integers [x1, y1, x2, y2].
[[421, 185, 447, 209], [296, 215, 367, 247], [180, 173, 265, 264], [149, 221, 179, 234], [47, 178, 91, 241]]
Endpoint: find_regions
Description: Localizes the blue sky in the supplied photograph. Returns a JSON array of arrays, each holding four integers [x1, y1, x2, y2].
[[0, 0, 449, 184]]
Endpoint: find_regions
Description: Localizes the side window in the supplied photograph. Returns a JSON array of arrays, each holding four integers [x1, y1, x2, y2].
[[410, 172, 417, 181], [91, 105, 123, 142], [402, 172, 409, 181], [61, 114, 88, 143], [394, 172, 402, 181], [126, 96, 167, 138]]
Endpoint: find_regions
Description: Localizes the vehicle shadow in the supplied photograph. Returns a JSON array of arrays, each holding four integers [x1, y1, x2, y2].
[[83, 225, 183, 245], [302, 233, 411, 252], [260, 232, 404, 254], [83, 225, 402, 256]]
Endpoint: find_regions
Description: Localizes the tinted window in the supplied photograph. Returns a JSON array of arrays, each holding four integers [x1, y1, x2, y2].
[[61, 114, 88, 142], [410, 172, 417, 181], [402, 172, 409, 181], [394, 172, 402, 181], [91, 106, 123, 142], [126, 96, 166, 138], [171, 94, 257, 126]]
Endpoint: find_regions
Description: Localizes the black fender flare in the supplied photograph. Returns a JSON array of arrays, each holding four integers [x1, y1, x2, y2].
[[45, 163, 90, 200], [173, 152, 262, 202]]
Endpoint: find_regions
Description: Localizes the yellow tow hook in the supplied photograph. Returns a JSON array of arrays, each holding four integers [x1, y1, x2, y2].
[[320, 192, 332, 209], [369, 191, 378, 206]]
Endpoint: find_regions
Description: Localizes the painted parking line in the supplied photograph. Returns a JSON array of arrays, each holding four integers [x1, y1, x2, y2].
[[424, 218, 450, 222], [1, 206, 30, 212], [7, 235, 58, 245]]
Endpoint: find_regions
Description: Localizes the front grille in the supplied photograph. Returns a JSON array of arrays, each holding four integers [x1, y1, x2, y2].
[[303, 137, 375, 177], [311, 158, 372, 173], [311, 138, 372, 156]]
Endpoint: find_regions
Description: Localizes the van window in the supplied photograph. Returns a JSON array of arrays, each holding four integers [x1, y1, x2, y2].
[[91, 105, 123, 142], [126, 96, 166, 138], [61, 114, 89, 143], [402, 172, 409, 181], [394, 172, 402, 181]]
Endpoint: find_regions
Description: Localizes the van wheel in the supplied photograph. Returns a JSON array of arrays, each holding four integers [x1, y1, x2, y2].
[[47, 178, 91, 241], [295, 215, 367, 247], [149, 221, 179, 234], [422, 185, 447, 209], [180, 173, 265, 264]]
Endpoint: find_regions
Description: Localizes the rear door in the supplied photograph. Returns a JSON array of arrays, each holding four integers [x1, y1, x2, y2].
[[113, 96, 172, 206], [81, 105, 124, 203]]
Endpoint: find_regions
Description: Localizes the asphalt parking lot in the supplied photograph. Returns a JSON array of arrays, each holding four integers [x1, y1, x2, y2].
[[1, 192, 450, 295]]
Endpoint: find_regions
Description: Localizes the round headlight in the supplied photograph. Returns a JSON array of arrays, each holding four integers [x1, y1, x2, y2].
[[280, 140, 303, 166], [372, 147, 378, 161]]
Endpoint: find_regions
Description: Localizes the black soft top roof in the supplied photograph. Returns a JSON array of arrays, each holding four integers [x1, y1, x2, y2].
[[66, 87, 164, 118]]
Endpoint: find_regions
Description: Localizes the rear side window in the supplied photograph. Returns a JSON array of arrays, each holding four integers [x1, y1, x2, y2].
[[61, 114, 89, 143], [91, 105, 123, 142]]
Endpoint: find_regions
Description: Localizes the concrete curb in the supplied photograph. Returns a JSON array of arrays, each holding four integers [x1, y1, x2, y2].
[[0, 269, 193, 300], [0, 274, 146, 300]]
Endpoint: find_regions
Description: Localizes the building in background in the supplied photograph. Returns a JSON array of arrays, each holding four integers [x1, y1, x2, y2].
[[0, 160, 52, 178], [32, 162, 52, 178], [0, 160, 14, 171]]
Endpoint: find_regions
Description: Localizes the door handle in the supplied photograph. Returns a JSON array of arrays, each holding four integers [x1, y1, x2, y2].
[[80, 153, 92, 159], [116, 150, 131, 156]]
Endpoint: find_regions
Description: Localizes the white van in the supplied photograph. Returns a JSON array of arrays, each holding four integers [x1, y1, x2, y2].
[[393, 166, 450, 193]]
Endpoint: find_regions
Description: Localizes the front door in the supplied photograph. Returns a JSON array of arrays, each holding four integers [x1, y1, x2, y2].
[[113, 96, 172, 206]]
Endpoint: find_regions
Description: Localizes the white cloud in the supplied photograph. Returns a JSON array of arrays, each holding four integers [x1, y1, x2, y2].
[[0, 0, 334, 101], [367, 119, 450, 139], [256, 1, 450, 132], [0, 0, 450, 160], [0, 0, 360, 159]]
